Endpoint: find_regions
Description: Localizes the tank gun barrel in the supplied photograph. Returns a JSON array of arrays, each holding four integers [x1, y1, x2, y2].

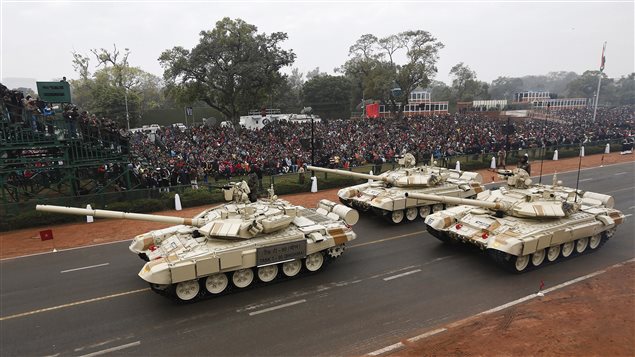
[[36, 205, 207, 227], [404, 192, 509, 211], [307, 165, 391, 183]]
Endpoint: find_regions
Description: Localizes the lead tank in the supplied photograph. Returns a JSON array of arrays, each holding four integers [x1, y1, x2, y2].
[[307, 153, 484, 224], [406, 169, 626, 273], [36, 182, 359, 302]]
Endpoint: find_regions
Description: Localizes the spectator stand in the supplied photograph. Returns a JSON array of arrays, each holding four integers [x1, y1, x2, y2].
[[0, 84, 132, 209]]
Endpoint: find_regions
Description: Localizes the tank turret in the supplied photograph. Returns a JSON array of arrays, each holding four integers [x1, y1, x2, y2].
[[411, 169, 626, 273], [305, 153, 484, 224], [35, 186, 359, 302]]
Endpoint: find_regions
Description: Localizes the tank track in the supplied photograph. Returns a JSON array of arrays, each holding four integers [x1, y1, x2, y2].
[[487, 233, 611, 273], [425, 225, 452, 243], [150, 245, 346, 303]]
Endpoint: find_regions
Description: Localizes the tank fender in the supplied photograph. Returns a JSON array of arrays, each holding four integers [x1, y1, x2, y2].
[[139, 260, 172, 285], [488, 237, 523, 256], [597, 215, 615, 226], [424, 213, 455, 230]]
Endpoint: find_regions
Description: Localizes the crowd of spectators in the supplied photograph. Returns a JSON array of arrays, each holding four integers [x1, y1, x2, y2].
[[128, 106, 633, 189], [1, 83, 124, 142]]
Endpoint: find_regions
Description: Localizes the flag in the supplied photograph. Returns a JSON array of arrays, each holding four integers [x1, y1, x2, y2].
[[600, 42, 606, 72], [39, 229, 54, 241]]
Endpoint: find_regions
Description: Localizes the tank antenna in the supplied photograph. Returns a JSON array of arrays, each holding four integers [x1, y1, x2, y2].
[[538, 103, 549, 184]]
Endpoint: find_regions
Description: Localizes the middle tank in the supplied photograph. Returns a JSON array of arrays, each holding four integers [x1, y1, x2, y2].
[[307, 153, 484, 224]]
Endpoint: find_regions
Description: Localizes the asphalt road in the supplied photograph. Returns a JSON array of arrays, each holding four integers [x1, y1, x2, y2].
[[1, 163, 633, 357]]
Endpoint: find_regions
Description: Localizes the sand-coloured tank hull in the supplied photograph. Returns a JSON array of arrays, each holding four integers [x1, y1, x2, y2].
[[36, 183, 359, 302], [307, 154, 483, 224], [409, 169, 626, 272]]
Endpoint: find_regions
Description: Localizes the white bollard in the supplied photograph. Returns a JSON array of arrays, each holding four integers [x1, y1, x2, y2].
[[490, 156, 496, 170], [580, 146, 585, 157], [368, 170, 373, 183], [311, 176, 318, 192], [605, 143, 610, 154], [86, 204, 94, 223], [175, 193, 182, 211], [455, 161, 461, 171], [553, 149, 559, 161]]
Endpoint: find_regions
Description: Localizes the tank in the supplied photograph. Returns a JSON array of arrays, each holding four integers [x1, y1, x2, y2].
[[307, 153, 484, 224], [405, 169, 626, 273], [35, 182, 359, 302]]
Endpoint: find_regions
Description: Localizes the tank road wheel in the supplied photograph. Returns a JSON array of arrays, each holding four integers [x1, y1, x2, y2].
[[575, 237, 589, 254], [531, 249, 546, 267], [205, 273, 229, 294], [547, 245, 561, 262], [175, 280, 201, 302], [431, 203, 444, 213], [257, 265, 279, 283], [561, 242, 575, 258], [589, 234, 602, 250], [304, 252, 325, 272], [232, 269, 254, 288], [327, 244, 346, 259], [282, 259, 302, 277], [513, 255, 530, 272], [418, 206, 431, 218], [390, 210, 405, 224], [405, 208, 418, 222]]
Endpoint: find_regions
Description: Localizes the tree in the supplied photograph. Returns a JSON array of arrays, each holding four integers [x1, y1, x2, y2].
[[69, 45, 164, 128], [159, 18, 295, 122], [489, 76, 524, 100], [342, 31, 444, 118], [449, 62, 489, 102], [564, 70, 615, 104], [614, 73, 635, 105], [301, 75, 351, 120], [274, 68, 304, 113]]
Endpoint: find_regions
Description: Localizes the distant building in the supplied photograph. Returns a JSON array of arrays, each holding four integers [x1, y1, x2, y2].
[[514, 91, 551, 103], [513, 90, 587, 109], [371, 88, 449, 117]]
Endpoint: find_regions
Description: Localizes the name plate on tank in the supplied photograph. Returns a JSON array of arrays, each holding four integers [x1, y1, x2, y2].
[[257, 241, 307, 266]]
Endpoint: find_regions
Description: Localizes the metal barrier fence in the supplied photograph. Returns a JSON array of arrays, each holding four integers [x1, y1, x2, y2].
[[0, 138, 624, 230]]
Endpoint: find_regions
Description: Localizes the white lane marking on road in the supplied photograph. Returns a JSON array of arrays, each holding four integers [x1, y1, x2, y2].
[[606, 187, 635, 194], [407, 328, 447, 342], [74, 335, 135, 352], [629, 206, 635, 210], [248, 299, 306, 316], [0, 288, 149, 321], [367, 342, 405, 356], [578, 178, 593, 182], [1, 240, 131, 261], [61, 262, 109, 273], [78, 341, 140, 357], [369, 265, 419, 280], [383, 269, 421, 281], [349, 231, 424, 248], [614, 172, 627, 175]]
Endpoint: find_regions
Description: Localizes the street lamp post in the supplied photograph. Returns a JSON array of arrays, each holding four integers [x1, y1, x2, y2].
[[124, 87, 130, 131], [301, 107, 315, 175]]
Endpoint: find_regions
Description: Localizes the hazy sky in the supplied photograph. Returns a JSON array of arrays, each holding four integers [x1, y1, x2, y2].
[[1, 0, 633, 90]]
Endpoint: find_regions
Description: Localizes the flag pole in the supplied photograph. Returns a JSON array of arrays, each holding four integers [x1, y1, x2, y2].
[[591, 42, 606, 123]]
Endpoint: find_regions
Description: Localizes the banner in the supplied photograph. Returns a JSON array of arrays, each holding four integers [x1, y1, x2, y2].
[[366, 103, 380, 118]]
